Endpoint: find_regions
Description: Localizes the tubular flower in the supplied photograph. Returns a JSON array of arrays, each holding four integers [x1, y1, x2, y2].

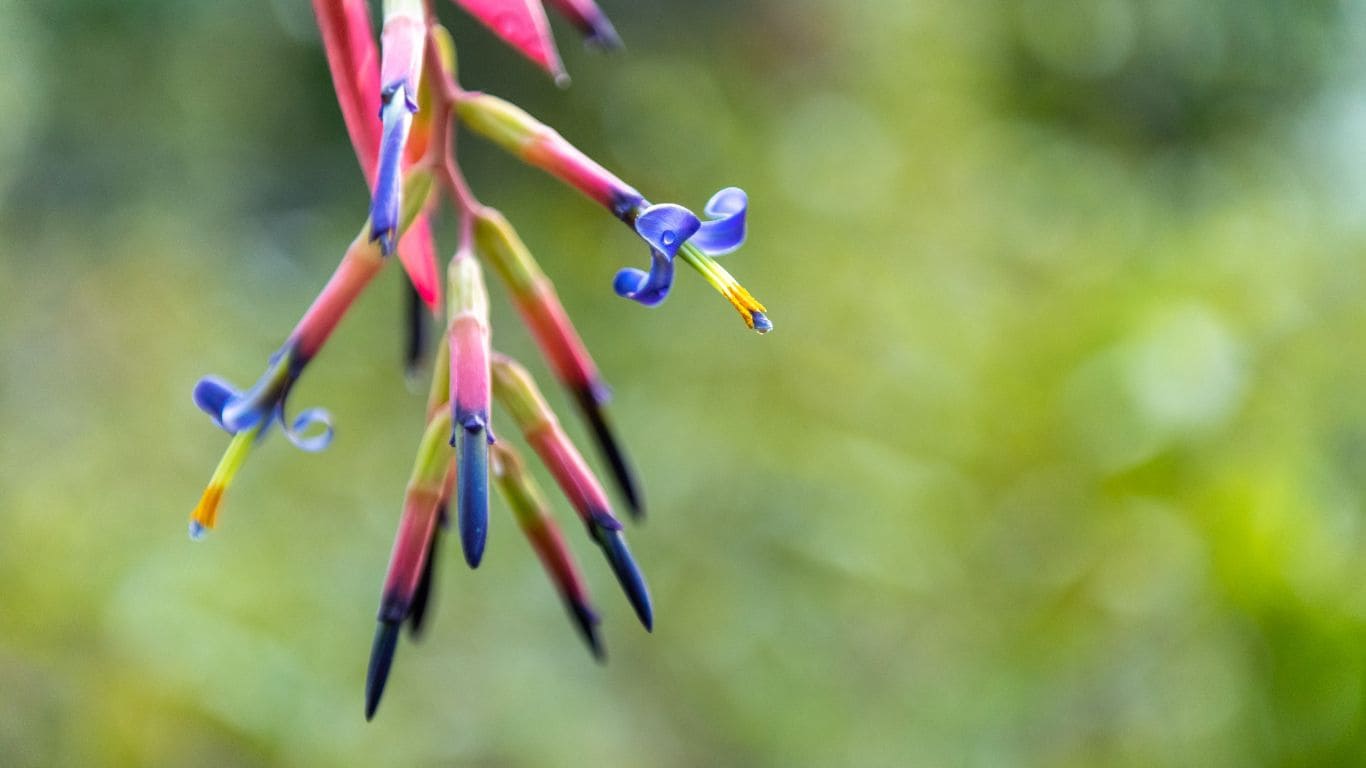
[[457, 92, 771, 332], [370, 0, 427, 256], [184, 0, 772, 720], [446, 248, 493, 567]]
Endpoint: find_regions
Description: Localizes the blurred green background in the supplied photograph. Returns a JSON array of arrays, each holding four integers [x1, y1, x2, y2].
[[5, 0, 1366, 765]]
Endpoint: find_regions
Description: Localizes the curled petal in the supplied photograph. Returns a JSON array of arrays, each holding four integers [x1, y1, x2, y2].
[[197, 366, 286, 435], [633, 203, 700, 258], [193, 376, 237, 432], [616, 204, 700, 306], [690, 187, 748, 256], [281, 405, 335, 453], [613, 248, 674, 307]]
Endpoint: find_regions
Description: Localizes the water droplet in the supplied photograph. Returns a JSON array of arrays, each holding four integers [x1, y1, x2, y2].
[[661, 231, 677, 246]]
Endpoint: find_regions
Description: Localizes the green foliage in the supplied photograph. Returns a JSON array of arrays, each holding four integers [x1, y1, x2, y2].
[[4, 0, 1366, 765]]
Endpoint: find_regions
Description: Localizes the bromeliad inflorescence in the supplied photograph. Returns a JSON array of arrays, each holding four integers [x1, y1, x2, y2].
[[186, 0, 770, 720]]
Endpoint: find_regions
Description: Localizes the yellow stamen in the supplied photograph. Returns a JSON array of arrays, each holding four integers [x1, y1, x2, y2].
[[190, 427, 258, 536], [677, 243, 768, 330]]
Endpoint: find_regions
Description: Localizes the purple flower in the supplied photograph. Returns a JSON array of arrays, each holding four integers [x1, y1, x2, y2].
[[192, 348, 334, 453], [615, 187, 749, 307]]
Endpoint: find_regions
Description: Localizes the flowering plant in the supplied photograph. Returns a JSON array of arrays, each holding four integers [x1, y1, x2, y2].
[[186, 0, 769, 719]]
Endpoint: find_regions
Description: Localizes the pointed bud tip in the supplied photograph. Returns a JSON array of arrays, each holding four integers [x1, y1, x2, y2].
[[569, 600, 606, 661], [585, 27, 622, 51], [461, 533, 486, 569], [594, 527, 653, 631], [365, 621, 401, 721], [188, 520, 208, 541]]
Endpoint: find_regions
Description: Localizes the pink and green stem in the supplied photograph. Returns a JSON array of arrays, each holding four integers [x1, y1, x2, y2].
[[491, 354, 652, 630]]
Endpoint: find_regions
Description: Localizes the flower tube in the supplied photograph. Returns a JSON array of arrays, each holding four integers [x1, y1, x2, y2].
[[456, 92, 770, 332]]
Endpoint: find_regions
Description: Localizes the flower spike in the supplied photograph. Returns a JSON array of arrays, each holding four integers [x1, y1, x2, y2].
[[492, 442, 604, 658], [189, 0, 766, 719], [545, 0, 622, 50], [491, 354, 653, 629], [447, 248, 493, 567]]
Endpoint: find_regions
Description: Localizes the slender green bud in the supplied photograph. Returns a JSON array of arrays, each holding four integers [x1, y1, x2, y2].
[[491, 354, 555, 432], [473, 208, 544, 295], [409, 409, 454, 490], [456, 93, 544, 157]]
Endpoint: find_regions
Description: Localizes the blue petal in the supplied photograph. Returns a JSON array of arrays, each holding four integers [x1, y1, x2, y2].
[[613, 248, 675, 307], [194, 374, 276, 435], [193, 376, 237, 431], [690, 187, 748, 256], [370, 91, 412, 257], [220, 375, 284, 434], [280, 405, 334, 453], [633, 204, 700, 259], [616, 204, 699, 307]]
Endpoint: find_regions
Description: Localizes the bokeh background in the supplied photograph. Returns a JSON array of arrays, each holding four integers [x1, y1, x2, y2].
[[5, 0, 1366, 765]]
